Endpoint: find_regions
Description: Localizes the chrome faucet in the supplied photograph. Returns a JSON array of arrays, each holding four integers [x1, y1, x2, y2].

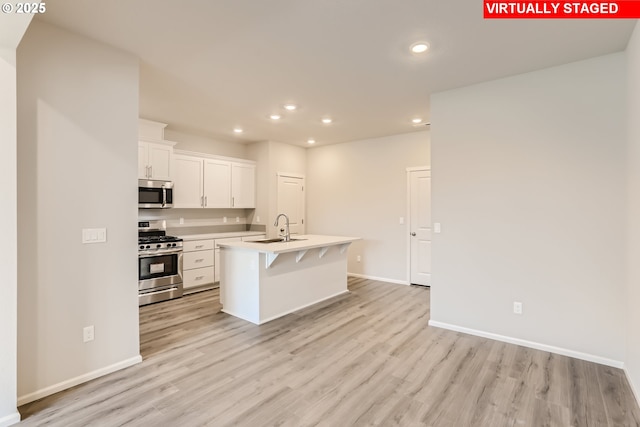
[[274, 213, 291, 242]]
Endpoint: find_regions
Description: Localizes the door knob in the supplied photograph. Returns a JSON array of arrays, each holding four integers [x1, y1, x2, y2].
[[411, 232, 416, 236]]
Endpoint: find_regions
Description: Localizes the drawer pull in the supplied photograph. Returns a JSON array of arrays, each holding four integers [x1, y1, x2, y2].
[[195, 245, 204, 249], [195, 259, 204, 263], [195, 276, 204, 280]]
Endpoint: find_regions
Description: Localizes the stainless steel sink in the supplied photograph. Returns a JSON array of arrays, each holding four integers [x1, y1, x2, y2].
[[252, 238, 307, 243]]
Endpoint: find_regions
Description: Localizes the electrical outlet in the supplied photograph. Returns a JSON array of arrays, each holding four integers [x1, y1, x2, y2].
[[236, 216, 240, 223], [83, 325, 94, 342], [256, 216, 261, 223], [356, 255, 361, 262], [179, 217, 184, 225], [223, 217, 227, 223], [399, 217, 404, 225], [513, 302, 523, 315], [434, 223, 441, 233]]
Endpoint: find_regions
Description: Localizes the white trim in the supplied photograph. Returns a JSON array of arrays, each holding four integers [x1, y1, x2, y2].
[[348, 273, 409, 286], [173, 149, 255, 165], [0, 412, 20, 427], [428, 320, 624, 369], [17, 355, 142, 406], [624, 367, 640, 408], [406, 166, 430, 172], [276, 172, 305, 179]]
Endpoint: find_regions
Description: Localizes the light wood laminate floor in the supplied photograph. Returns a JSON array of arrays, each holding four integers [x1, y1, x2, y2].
[[19, 277, 640, 426]]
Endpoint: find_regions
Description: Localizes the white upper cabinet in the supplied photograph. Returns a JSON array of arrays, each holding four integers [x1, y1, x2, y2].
[[173, 152, 255, 209], [203, 159, 231, 208], [231, 162, 256, 208], [138, 141, 173, 181], [138, 119, 174, 181], [173, 154, 204, 208]]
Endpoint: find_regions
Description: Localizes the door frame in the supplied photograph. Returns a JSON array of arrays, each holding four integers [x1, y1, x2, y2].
[[406, 166, 430, 285]]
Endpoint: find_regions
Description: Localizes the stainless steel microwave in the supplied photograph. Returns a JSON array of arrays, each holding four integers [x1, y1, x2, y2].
[[138, 179, 173, 209]]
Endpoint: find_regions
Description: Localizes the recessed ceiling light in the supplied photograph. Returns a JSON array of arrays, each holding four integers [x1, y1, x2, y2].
[[270, 114, 281, 120], [412, 118, 423, 124], [307, 139, 316, 144], [321, 117, 332, 124], [233, 127, 243, 133], [410, 43, 429, 54], [284, 104, 297, 111]]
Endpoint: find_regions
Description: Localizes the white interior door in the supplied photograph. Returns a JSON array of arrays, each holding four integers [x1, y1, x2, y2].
[[277, 174, 305, 235], [409, 169, 431, 286]]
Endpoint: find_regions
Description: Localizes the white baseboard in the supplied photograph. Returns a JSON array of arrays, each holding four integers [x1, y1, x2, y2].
[[0, 412, 20, 427], [428, 320, 624, 369], [17, 355, 142, 406], [347, 273, 408, 286], [624, 366, 640, 408]]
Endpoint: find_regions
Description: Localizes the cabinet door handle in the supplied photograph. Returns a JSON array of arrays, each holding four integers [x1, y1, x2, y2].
[[145, 165, 149, 178], [205, 196, 208, 207], [200, 196, 204, 207], [411, 232, 416, 236], [150, 165, 153, 177], [232, 197, 235, 207]]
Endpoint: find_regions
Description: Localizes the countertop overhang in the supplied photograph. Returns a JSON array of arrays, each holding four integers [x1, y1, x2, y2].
[[216, 234, 360, 255]]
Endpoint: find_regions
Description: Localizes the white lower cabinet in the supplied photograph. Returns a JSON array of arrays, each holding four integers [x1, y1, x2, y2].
[[182, 235, 267, 291], [182, 239, 215, 294]]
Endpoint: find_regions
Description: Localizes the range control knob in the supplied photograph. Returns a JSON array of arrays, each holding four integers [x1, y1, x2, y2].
[[139, 245, 144, 250], [145, 245, 150, 249], [156, 244, 162, 248]]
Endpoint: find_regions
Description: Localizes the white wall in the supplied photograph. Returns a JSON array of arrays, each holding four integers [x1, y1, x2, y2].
[[626, 21, 640, 402], [17, 20, 141, 404], [165, 128, 248, 158], [306, 132, 429, 283], [0, 7, 36, 426], [430, 54, 627, 365]]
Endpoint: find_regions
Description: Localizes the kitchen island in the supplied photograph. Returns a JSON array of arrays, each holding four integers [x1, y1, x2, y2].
[[218, 235, 360, 325]]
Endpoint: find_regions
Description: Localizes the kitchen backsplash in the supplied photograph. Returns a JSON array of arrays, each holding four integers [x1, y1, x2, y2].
[[139, 208, 266, 235]]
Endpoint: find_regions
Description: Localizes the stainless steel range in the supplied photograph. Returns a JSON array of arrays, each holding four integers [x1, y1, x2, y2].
[[138, 221, 183, 306]]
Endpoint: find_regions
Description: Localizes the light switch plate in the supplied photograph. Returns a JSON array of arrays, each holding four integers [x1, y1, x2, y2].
[[82, 228, 107, 244], [434, 223, 441, 233]]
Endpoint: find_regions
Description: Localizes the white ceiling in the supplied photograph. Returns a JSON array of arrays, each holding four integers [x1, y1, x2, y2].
[[35, 1, 636, 147]]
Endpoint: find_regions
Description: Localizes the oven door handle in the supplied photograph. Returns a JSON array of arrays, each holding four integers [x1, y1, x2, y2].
[[139, 249, 183, 257]]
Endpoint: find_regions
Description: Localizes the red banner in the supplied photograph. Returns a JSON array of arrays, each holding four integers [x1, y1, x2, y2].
[[484, 1, 640, 18]]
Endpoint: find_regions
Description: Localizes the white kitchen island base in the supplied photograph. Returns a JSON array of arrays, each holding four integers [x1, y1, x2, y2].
[[219, 235, 359, 325]]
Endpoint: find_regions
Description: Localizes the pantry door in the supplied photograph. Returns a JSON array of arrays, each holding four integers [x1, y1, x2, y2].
[[277, 174, 305, 235], [409, 169, 431, 286]]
